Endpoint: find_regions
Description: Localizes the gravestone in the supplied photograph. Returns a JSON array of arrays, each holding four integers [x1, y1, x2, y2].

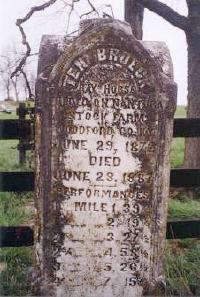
[[35, 19, 176, 296]]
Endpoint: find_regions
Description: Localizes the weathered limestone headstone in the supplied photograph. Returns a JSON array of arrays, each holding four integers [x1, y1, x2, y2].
[[35, 19, 176, 296]]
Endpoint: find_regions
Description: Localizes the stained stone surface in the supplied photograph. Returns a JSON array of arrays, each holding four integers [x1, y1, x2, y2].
[[35, 19, 177, 297]]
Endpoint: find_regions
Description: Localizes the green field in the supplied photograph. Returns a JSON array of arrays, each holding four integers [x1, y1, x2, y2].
[[0, 105, 200, 295]]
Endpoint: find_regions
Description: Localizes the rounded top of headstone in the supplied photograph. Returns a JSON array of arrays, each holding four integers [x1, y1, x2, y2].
[[142, 41, 174, 80], [79, 18, 133, 36]]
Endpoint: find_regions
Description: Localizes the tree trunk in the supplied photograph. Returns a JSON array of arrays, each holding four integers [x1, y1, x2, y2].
[[12, 78, 20, 102], [124, 0, 144, 39], [6, 81, 11, 100], [184, 1, 200, 168]]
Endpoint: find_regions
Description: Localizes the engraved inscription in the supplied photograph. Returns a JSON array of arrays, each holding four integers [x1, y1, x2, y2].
[[35, 19, 176, 297], [53, 46, 158, 295]]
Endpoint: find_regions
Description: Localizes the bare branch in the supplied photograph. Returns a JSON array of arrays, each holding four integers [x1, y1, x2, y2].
[[104, 4, 114, 18], [66, 6, 73, 34], [11, 24, 31, 78], [60, 0, 81, 34], [11, 0, 58, 79], [88, 0, 99, 15], [67, 29, 79, 37], [30, 52, 39, 57], [135, 0, 189, 32], [102, 12, 113, 18], [81, 0, 99, 19], [21, 70, 34, 101], [16, 0, 58, 26], [66, 1, 80, 34]]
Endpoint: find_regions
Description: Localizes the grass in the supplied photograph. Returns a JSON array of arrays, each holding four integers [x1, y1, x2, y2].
[[1, 105, 200, 296], [0, 110, 20, 172], [174, 105, 187, 118], [0, 192, 34, 225], [0, 139, 32, 172], [0, 107, 34, 295], [168, 198, 200, 220], [0, 192, 34, 296], [0, 140, 21, 171], [0, 247, 33, 296], [171, 137, 185, 168], [0, 191, 34, 296], [0, 112, 18, 120], [165, 243, 200, 295], [0, 108, 33, 172], [167, 104, 200, 296], [170, 105, 186, 168]]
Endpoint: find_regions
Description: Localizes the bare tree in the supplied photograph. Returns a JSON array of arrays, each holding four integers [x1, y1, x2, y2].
[[21, 67, 36, 100], [11, 75, 20, 102], [11, 0, 114, 101], [133, 0, 200, 169], [0, 54, 14, 100], [0, 68, 12, 100], [0, 46, 36, 101]]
